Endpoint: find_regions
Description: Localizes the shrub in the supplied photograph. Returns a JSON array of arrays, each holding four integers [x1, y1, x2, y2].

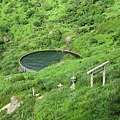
[[0, 40, 4, 45], [116, 41, 120, 46], [0, 26, 9, 33], [113, 31, 120, 42], [109, 84, 120, 119], [26, 10, 35, 18], [22, 20, 29, 25], [49, 29, 62, 42], [10, 74, 25, 83], [77, 28, 88, 34], [43, 39, 51, 47], [90, 38, 98, 44], [45, 5, 53, 11], [112, 70, 120, 79], [33, 21, 42, 27]]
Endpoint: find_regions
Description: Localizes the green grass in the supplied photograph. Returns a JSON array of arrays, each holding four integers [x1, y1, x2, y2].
[[0, 0, 120, 119]]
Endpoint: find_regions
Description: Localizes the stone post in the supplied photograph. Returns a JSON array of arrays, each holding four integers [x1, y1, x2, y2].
[[32, 87, 35, 96]]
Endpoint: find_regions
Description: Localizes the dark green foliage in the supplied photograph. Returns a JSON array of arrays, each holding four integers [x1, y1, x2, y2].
[[10, 74, 25, 83], [0, 26, 9, 33], [109, 81, 120, 119], [21, 20, 29, 25], [26, 10, 35, 18], [77, 27, 88, 34], [90, 38, 98, 44], [49, 29, 62, 42], [44, 4, 53, 11], [0, 40, 4, 45], [112, 31, 120, 42]]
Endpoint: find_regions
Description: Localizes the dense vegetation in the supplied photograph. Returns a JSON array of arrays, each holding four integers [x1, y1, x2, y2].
[[0, 0, 120, 119]]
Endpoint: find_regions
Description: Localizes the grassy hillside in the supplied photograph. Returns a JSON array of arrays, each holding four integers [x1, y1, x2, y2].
[[0, 0, 120, 120]]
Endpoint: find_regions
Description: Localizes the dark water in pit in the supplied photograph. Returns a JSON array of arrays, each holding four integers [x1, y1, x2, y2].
[[20, 51, 67, 70]]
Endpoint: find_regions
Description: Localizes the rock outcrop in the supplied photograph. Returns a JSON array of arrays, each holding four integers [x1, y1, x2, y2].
[[0, 96, 22, 114], [7, 96, 22, 114]]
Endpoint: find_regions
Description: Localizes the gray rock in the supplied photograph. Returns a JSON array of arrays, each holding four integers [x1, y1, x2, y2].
[[7, 96, 22, 114], [3, 36, 9, 42], [57, 83, 63, 88], [66, 36, 71, 44]]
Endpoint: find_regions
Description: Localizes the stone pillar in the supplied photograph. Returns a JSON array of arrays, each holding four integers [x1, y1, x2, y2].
[[32, 87, 35, 96], [91, 73, 93, 87], [103, 66, 106, 86]]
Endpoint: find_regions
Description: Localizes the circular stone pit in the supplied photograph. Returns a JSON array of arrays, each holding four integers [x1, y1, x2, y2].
[[19, 49, 81, 72]]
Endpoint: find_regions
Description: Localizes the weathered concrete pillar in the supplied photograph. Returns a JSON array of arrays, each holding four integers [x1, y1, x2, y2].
[[32, 87, 35, 96], [103, 66, 106, 86], [91, 73, 93, 87]]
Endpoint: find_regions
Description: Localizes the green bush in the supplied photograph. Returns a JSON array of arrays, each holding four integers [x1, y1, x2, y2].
[[80, 27, 88, 33], [113, 31, 120, 42], [22, 20, 29, 25], [90, 38, 98, 44], [109, 83, 120, 119], [26, 10, 35, 18], [44, 4, 53, 11], [33, 21, 42, 27], [10, 74, 25, 83], [0, 26, 9, 33], [49, 29, 62, 42], [0, 40, 4, 45]]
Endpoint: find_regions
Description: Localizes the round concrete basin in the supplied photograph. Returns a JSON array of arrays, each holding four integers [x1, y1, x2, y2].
[[19, 50, 81, 72]]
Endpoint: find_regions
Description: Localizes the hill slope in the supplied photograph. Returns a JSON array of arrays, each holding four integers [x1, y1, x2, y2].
[[0, 0, 120, 120]]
